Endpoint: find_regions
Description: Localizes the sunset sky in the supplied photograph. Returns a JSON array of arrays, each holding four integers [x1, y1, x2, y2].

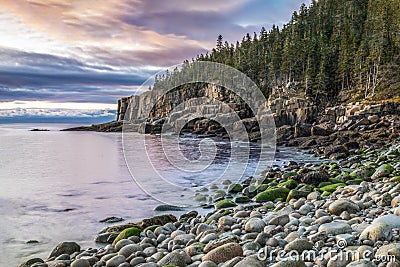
[[0, 0, 309, 122]]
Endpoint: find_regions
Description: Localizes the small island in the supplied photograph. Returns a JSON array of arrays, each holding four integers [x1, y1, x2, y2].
[[30, 128, 50, 132]]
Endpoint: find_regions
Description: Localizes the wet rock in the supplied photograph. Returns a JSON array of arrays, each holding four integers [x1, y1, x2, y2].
[[373, 215, 400, 228], [359, 223, 393, 242], [157, 251, 187, 267], [234, 255, 265, 267], [371, 164, 394, 180], [328, 199, 360, 215], [204, 235, 240, 253], [245, 218, 266, 233], [105, 255, 126, 267], [99, 217, 124, 223], [70, 259, 90, 267], [202, 243, 243, 264], [284, 239, 314, 253], [301, 171, 329, 185], [48, 242, 81, 259], [112, 227, 141, 246], [269, 214, 290, 226], [319, 222, 352, 235], [253, 187, 290, 202], [19, 258, 45, 267]]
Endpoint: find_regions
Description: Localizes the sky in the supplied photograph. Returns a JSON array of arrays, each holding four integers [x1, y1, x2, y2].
[[0, 0, 310, 123]]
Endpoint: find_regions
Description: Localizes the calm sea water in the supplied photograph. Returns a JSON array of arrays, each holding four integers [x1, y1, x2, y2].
[[0, 123, 320, 266]]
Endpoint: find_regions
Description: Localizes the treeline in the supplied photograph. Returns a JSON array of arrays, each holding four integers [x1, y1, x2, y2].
[[156, 0, 400, 105]]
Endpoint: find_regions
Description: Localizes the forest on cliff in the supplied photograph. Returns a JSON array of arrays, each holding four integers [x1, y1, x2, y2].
[[155, 0, 400, 106]]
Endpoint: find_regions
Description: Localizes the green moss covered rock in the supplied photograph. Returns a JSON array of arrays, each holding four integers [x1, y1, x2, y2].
[[253, 187, 290, 203], [112, 227, 141, 246], [256, 184, 269, 192], [227, 183, 243, 193], [317, 183, 346, 192], [371, 164, 394, 180], [278, 179, 298, 189], [234, 196, 250, 203], [215, 200, 237, 209]]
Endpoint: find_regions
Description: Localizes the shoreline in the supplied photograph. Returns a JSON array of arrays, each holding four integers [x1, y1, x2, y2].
[[19, 121, 400, 267]]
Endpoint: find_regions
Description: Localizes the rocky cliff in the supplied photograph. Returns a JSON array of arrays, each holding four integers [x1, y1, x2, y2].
[[116, 83, 318, 133], [108, 83, 400, 142]]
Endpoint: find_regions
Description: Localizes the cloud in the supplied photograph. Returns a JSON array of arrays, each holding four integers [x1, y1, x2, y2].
[[0, 107, 116, 118], [0, 0, 311, 121]]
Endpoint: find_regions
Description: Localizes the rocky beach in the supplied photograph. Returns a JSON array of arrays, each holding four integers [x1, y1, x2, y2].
[[21, 108, 400, 267]]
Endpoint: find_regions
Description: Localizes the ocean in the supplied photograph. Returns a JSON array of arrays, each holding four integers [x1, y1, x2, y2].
[[0, 123, 319, 266]]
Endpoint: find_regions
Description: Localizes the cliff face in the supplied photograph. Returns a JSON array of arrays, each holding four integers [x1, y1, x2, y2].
[[116, 83, 318, 127]]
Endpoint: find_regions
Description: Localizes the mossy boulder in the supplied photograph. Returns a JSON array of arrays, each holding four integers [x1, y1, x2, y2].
[[253, 187, 290, 203], [371, 164, 394, 180], [286, 190, 310, 202], [227, 183, 243, 193], [278, 179, 298, 190], [112, 227, 141, 246], [234, 196, 250, 203], [256, 184, 269, 192], [212, 190, 227, 201], [242, 185, 258, 197], [215, 200, 237, 209], [317, 183, 346, 192], [194, 194, 207, 202]]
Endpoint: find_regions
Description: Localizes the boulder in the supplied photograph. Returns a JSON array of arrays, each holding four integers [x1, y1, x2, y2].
[[269, 214, 290, 226], [202, 242, 243, 264], [158, 251, 187, 267], [112, 227, 141, 246], [48, 242, 80, 259], [359, 223, 393, 241], [371, 164, 394, 180], [372, 215, 400, 228], [204, 235, 240, 253], [19, 258, 45, 267], [254, 187, 290, 203], [106, 255, 126, 267], [245, 218, 266, 233], [234, 255, 265, 267], [284, 239, 314, 253], [376, 243, 400, 258], [215, 200, 237, 209], [71, 259, 90, 267], [319, 222, 352, 235], [301, 171, 330, 185], [328, 199, 360, 215]]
